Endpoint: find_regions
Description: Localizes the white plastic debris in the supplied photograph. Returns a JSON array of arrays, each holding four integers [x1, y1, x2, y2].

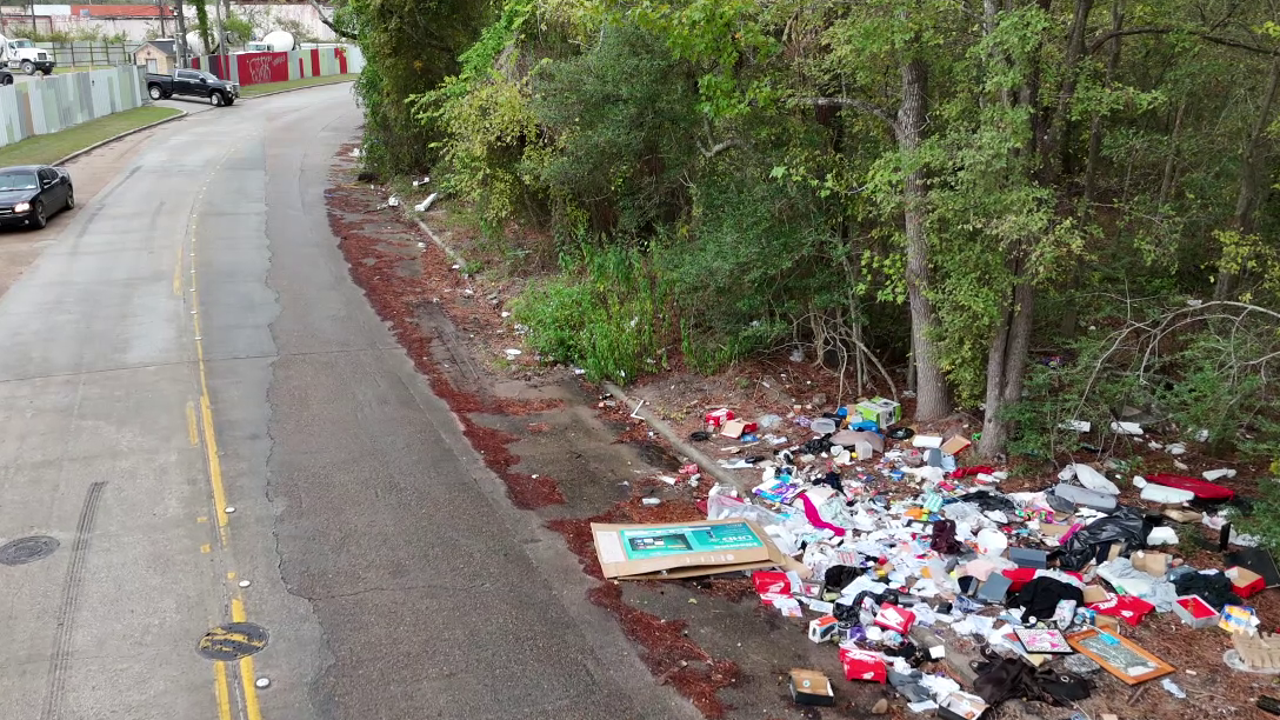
[[412, 176, 430, 187], [1203, 468, 1237, 481], [1167, 442, 1187, 455], [1147, 526, 1179, 545], [414, 192, 439, 213], [504, 348, 522, 357], [1161, 677, 1186, 698], [1195, 428, 1210, 442], [255, 677, 271, 689], [1072, 463, 1121, 495], [1060, 420, 1091, 432], [349, 147, 362, 157], [1110, 421, 1144, 435], [1140, 484, 1194, 504], [387, 195, 401, 207], [976, 528, 1009, 557], [238, 580, 251, 588], [641, 498, 662, 506], [224, 506, 236, 514]]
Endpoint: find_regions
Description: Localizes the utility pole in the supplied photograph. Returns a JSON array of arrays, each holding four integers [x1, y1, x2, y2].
[[157, 0, 167, 40], [211, 0, 227, 80]]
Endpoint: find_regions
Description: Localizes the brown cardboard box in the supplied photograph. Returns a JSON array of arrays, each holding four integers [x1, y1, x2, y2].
[[720, 419, 748, 439], [941, 435, 972, 455], [1131, 551, 1170, 577], [1163, 508, 1203, 523], [1040, 522, 1072, 538], [591, 519, 785, 580], [1082, 585, 1110, 604], [789, 669, 836, 707]]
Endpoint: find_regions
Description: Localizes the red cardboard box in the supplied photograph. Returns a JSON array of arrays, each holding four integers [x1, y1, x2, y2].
[[839, 648, 887, 683], [874, 603, 916, 634], [705, 408, 735, 427], [1227, 566, 1266, 599], [753, 571, 793, 596]]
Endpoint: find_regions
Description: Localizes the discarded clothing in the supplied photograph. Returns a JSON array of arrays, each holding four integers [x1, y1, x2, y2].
[[797, 493, 848, 537], [930, 519, 963, 555], [1009, 577, 1084, 625], [958, 490, 1017, 514], [1096, 558, 1178, 612], [1173, 569, 1242, 610], [972, 649, 1091, 707], [951, 465, 995, 479], [824, 565, 863, 595]]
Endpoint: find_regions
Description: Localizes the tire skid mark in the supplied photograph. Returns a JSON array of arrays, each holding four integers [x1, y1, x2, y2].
[[39, 481, 106, 720]]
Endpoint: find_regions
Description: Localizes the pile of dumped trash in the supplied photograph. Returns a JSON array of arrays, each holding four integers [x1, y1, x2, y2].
[[590, 398, 1280, 718]]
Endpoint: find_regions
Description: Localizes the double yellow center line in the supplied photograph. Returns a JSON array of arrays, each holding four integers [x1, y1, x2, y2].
[[183, 150, 265, 720]]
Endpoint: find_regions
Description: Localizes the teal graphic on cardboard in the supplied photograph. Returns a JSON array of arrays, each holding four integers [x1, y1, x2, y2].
[[620, 522, 764, 560]]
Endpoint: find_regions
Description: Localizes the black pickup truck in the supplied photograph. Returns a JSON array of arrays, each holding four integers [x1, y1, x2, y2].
[[146, 69, 240, 106]]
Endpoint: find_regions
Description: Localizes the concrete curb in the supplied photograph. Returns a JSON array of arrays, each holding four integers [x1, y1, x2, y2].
[[602, 381, 749, 493], [409, 216, 466, 267], [404, 203, 743, 491], [240, 77, 356, 100], [54, 109, 189, 166]]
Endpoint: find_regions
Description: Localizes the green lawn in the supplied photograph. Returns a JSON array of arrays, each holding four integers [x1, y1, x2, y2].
[[53, 66, 113, 74], [0, 106, 182, 166], [240, 73, 358, 97]]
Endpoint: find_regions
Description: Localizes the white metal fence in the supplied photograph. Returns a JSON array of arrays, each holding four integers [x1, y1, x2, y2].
[[0, 66, 146, 148]]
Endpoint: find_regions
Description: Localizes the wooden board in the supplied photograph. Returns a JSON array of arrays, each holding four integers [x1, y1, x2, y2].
[[1066, 628, 1174, 685]]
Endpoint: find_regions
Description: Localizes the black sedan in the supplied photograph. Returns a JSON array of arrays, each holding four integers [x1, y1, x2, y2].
[[0, 165, 74, 229]]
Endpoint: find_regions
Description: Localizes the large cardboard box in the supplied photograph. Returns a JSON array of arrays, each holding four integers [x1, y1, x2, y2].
[[591, 519, 784, 580]]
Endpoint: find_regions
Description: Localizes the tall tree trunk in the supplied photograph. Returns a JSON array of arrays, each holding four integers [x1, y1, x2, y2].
[[897, 57, 952, 421], [174, 0, 189, 67], [1156, 100, 1185, 208], [979, 279, 1034, 457], [1216, 57, 1280, 300], [1068, 0, 1122, 338]]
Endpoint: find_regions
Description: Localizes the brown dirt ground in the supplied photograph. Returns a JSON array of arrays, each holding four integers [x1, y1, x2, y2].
[[325, 147, 1280, 720]]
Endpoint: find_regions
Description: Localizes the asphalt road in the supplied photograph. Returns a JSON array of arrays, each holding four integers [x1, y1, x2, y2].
[[0, 85, 692, 720]]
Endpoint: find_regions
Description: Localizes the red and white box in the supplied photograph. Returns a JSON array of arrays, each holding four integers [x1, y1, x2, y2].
[[705, 408, 735, 428], [1173, 595, 1218, 629], [752, 571, 793, 596], [839, 648, 887, 683], [874, 603, 916, 634], [1227, 567, 1266, 599]]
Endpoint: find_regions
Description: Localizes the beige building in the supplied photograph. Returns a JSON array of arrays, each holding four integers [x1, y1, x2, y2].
[[133, 40, 176, 75]]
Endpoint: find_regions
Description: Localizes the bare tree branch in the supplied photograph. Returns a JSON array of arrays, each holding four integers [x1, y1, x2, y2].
[[1088, 26, 1278, 56], [308, 0, 360, 41], [796, 96, 899, 130], [698, 139, 738, 158]]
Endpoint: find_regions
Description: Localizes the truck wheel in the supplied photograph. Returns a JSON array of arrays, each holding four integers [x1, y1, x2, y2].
[[148, 85, 163, 100], [1, 75, 12, 86], [211, 92, 223, 106], [20, 61, 34, 75]]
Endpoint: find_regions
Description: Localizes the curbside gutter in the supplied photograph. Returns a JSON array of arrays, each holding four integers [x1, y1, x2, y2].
[[602, 381, 749, 493], [54, 109, 189, 166], [404, 202, 744, 492], [240, 77, 356, 100]]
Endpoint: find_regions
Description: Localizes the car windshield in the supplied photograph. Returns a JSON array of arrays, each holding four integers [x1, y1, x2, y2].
[[0, 172, 38, 191], [10, 40, 32, 48]]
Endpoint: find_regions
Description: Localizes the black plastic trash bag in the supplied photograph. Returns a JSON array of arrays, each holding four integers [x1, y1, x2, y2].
[[1057, 506, 1150, 571]]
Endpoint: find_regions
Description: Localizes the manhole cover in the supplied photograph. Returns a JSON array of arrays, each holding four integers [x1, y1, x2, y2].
[[0, 536, 59, 566], [197, 623, 269, 661]]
